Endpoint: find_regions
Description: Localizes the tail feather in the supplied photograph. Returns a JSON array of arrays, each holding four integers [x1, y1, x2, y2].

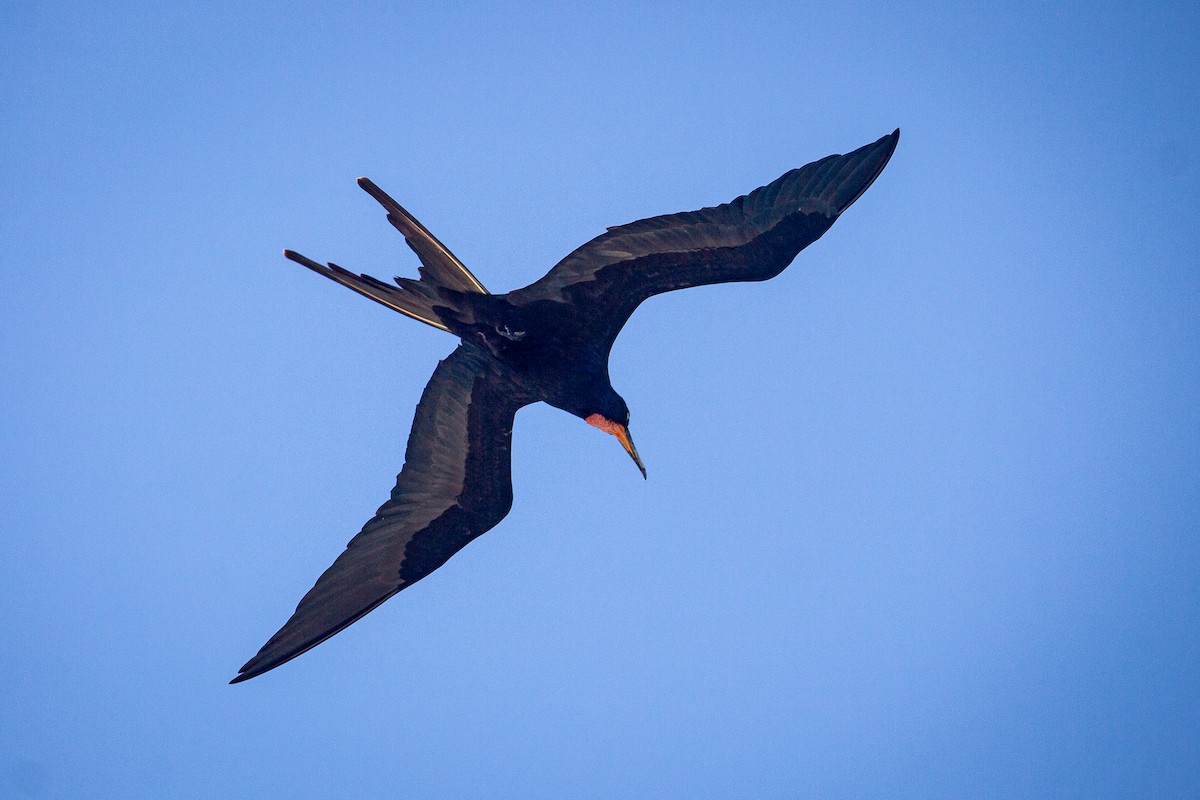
[[283, 177, 493, 332], [283, 250, 451, 332], [356, 177, 489, 295]]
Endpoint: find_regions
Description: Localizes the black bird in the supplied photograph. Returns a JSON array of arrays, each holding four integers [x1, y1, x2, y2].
[[232, 130, 899, 683]]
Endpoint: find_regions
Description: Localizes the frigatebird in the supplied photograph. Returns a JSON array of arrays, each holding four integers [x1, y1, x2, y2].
[[232, 130, 899, 683]]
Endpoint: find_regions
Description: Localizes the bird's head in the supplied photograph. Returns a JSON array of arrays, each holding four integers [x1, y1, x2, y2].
[[582, 391, 646, 479]]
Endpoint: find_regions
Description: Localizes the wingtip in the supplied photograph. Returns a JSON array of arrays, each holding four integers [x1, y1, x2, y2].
[[229, 655, 266, 684], [229, 664, 254, 684], [882, 127, 901, 159], [880, 128, 900, 153], [828, 129, 901, 214]]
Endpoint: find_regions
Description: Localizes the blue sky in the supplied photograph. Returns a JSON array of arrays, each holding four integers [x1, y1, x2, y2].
[[2, 2, 1198, 797]]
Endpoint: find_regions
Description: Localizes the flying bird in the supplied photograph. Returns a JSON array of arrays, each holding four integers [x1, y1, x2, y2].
[[232, 130, 899, 683]]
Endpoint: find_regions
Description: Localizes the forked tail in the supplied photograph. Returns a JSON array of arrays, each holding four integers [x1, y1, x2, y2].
[[283, 178, 488, 332]]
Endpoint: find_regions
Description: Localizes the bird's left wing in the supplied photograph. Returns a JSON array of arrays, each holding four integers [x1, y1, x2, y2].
[[508, 130, 898, 347], [232, 344, 533, 683]]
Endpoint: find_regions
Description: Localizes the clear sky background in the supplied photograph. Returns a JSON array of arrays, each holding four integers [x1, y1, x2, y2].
[[2, 2, 1198, 798]]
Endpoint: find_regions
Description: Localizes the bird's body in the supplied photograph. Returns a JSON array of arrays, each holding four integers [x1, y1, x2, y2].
[[232, 130, 899, 683]]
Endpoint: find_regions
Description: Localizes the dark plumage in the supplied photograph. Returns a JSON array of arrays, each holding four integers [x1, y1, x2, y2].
[[232, 130, 899, 683]]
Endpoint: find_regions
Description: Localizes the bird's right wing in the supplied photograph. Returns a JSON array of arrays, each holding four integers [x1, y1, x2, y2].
[[509, 130, 898, 348], [232, 344, 533, 683]]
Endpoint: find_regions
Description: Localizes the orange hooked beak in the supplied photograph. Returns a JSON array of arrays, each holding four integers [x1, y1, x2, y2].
[[586, 414, 647, 479]]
